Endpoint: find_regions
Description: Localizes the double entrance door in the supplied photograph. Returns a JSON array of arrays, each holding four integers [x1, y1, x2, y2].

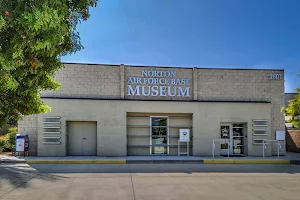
[[67, 121, 97, 156], [220, 123, 246, 156]]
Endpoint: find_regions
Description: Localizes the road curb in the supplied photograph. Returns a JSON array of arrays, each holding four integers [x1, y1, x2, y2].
[[94, 160, 126, 164], [203, 159, 290, 164], [127, 160, 204, 164], [1, 159, 299, 165], [26, 160, 126, 164], [290, 160, 300, 165]]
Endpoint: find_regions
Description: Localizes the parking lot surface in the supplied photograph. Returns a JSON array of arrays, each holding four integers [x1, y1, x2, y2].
[[1, 163, 300, 200]]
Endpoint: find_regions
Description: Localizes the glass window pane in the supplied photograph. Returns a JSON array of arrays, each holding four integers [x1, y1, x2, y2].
[[253, 130, 267, 135], [152, 137, 167, 145], [152, 146, 167, 154], [253, 121, 268, 126], [152, 127, 167, 136], [43, 138, 60, 143], [151, 117, 167, 126], [43, 128, 60, 132], [233, 138, 243, 146], [253, 139, 267, 144], [233, 123, 244, 127], [233, 146, 243, 154], [221, 126, 230, 138], [233, 128, 243, 136]]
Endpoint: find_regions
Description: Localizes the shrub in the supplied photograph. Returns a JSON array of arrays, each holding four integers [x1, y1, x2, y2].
[[0, 136, 4, 152], [0, 127, 17, 152]]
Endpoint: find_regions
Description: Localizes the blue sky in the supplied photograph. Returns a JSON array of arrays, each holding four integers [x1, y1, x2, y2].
[[62, 0, 300, 92]]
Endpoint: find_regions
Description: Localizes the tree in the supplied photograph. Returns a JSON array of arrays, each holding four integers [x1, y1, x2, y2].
[[284, 74, 300, 128], [0, 0, 98, 126]]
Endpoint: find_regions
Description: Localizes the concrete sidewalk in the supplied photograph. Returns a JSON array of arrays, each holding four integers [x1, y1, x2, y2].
[[2, 152, 300, 164], [0, 155, 26, 163]]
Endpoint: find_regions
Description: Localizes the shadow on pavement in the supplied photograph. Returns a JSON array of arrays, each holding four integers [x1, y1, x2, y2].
[[0, 164, 67, 189], [23, 163, 300, 174]]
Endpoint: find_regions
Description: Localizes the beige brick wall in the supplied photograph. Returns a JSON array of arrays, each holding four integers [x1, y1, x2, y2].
[[18, 115, 38, 156], [41, 64, 120, 99]]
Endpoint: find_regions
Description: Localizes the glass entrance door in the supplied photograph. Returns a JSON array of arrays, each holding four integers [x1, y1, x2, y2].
[[220, 124, 232, 155], [220, 123, 245, 156], [150, 117, 168, 155], [232, 124, 245, 155]]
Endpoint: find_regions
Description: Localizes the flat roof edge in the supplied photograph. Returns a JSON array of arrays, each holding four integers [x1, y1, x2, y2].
[[41, 96, 271, 103], [61, 62, 284, 71]]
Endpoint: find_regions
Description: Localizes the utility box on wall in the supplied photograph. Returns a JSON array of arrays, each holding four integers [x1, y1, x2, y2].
[[276, 130, 285, 141]]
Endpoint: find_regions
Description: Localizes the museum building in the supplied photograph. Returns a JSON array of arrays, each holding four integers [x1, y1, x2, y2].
[[18, 63, 286, 157]]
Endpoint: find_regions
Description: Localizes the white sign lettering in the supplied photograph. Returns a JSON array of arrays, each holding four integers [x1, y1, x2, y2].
[[127, 70, 191, 97]]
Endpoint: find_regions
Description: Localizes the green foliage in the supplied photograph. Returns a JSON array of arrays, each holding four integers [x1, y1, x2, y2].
[[283, 74, 300, 128], [0, 123, 15, 135], [0, 0, 98, 126], [0, 127, 17, 152], [221, 143, 228, 149]]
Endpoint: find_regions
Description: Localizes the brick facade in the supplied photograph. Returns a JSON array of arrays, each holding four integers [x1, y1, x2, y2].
[[18, 115, 38, 156], [42, 64, 120, 99], [19, 63, 285, 156]]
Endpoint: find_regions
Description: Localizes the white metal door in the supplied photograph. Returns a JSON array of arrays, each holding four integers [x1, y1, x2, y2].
[[82, 122, 97, 156], [67, 121, 97, 156]]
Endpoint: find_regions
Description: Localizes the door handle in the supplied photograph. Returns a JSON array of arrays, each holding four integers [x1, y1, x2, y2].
[[83, 138, 86, 140]]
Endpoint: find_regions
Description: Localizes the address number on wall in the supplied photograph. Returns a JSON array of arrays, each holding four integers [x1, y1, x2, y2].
[[268, 74, 282, 80]]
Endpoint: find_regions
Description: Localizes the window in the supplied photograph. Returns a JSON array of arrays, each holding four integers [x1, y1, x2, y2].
[[43, 137, 60, 143], [253, 120, 268, 127], [253, 129, 268, 135], [43, 127, 61, 133], [220, 125, 230, 139], [253, 139, 267, 145], [233, 123, 244, 128], [150, 117, 168, 154]]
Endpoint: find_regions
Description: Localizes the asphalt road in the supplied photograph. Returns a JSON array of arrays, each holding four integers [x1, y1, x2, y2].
[[1, 163, 300, 200]]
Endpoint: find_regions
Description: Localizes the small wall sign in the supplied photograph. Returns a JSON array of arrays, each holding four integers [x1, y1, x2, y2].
[[179, 129, 190, 142]]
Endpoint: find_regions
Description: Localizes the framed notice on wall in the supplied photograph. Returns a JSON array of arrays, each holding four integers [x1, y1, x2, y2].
[[179, 129, 190, 142]]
